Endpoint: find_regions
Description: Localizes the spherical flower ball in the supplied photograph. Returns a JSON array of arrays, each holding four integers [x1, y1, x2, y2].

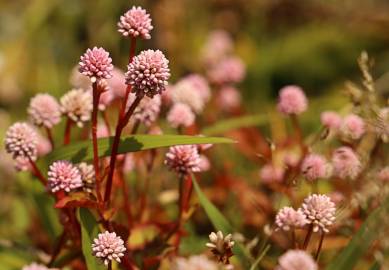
[[79, 47, 113, 82], [28, 94, 61, 128], [320, 111, 342, 130], [207, 56, 246, 85], [126, 49, 170, 98], [167, 103, 195, 128], [131, 95, 161, 126], [171, 79, 205, 113], [275, 207, 307, 231], [277, 85, 308, 115], [217, 86, 242, 112], [22, 263, 55, 270], [60, 88, 93, 127], [173, 255, 218, 270], [276, 250, 318, 270], [201, 30, 233, 65], [77, 162, 95, 193], [300, 194, 336, 233], [184, 74, 211, 103], [260, 164, 284, 184], [165, 145, 201, 176], [5, 122, 38, 160], [331, 147, 362, 180], [118, 6, 153, 39], [378, 167, 389, 182], [108, 68, 127, 98], [340, 114, 366, 140], [301, 154, 329, 181], [48, 160, 83, 193], [92, 231, 126, 266]]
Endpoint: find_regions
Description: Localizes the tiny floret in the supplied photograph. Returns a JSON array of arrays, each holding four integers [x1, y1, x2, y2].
[[206, 231, 235, 264], [92, 231, 126, 266], [60, 89, 93, 127], [320, 111, 342, 130], [118, 6, 153, 39], [48, 161, 83, 193], [300, 194, 336, 233], [79, 47, 113, 82], [301, 154, 330, 181], [167, 103, 196, 128], [277, 85, 308, 115], [164, 145, 201, 176], [275, 207, 307, 231], [171, 79, 205, 113], [5, 122, 38, 160], [332, 147, 362, 180], [28, 94, 61, 128], [340, 114, 366, 140], [276, 250, 318, 270], [125, 49, 170, 98]]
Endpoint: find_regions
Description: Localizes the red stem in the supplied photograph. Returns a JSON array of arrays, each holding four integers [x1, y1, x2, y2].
[[28, 157, 47, 185], [92, 82, 102, 202], [63, 118, 72, 145], [303, 224, 314, 250], [45, 127, 55, 149], [315, 231, 325, 261]]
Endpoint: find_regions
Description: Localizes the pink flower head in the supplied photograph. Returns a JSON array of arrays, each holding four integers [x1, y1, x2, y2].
[[207, 56, 246, 84], [131, 95, 161, 126], [36, 132, 52, 156], [28, 94, 61, 128], [60, 88, 93, 127], [198, 155, 211, 172], [320, 111, 342, 130], [275, 207, 307, 231], [277, 250, 318, 270], [259, 164, 284, 184], [92, 231, 126, 266], [118, 6, 153, 39], [300, 194, 336, 233], [173, 255, 218, 270], [167, 103, 195, 128], [79, 47, 113, 82], [378, 167, 389, 182], [48, 160, 83, 193], [14, 156, 32, 172], [277, 85, 308, 115], [5, 122, 38, 160], [340, 114, 366, 140], [165, 145, 201, 176], [184, 74, 211, 103], [217, 86, 242, 111], [108, 68, 127, 98], [201, 30, 233, 65], [77, 162, 95, 193], [332, 147, 362, 180], [22, 263, 56, 270], [126, 49, 170, 98], [301, 154, 329, 181], [171, 79, 204, 113]]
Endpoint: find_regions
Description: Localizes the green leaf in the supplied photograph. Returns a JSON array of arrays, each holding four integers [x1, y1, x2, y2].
[[77, 208, 105, 270], [191, 174, 252, 267], [326, 195, 389, 270], [42, 134, 234, 166], [201, 114, 266, 136], [250, 245, 271, 270]]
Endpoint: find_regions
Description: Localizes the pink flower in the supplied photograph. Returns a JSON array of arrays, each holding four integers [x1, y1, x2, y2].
[[131, 95, 161, 126], [36, 132, 52, 156], [92, 231, 126, 266], [340, 114, 366, 140], [126, 50, 170, 98], [207, 56, 246, 84], [14, 156, 32, 172], [201, 30, 233, 65], [108, 68, 127, 98], [22, 263, 56, 270], [275, 207, 307, 231], [277, 250, 318, 270], [5, 122, 38, 160], [165, 145, 201, 176], [378, 167, 389, 182], [301, 154, 329, 181], [173, 255, 218, 270], [217, 86, 242, 111], [79, 47, 113, 82], [198, 155, 211, 172], [171, 79, 205, 113], [77, 162, 95, 193], [332, 147, 362, 180], [320, 111, 342, 130], [300, 194, 336, 233], [277, 85, 308, 115], [184, 74, 211, 103], [167, 103, 195, 128], [117, 6, 153, 39], [28, 94, 61, 128], [60, 88, 93, 127], [259, 164, 284, 183], [48, 161, 83, 193]]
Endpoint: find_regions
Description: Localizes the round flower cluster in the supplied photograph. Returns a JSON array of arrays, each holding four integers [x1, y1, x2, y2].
[[171, 78, 205, 114], [5, 122, 38, 160], [217, 86, 242, 112], [77, 162, 95, 193], [331, 147, 362, 180], [206, 231, 235, 264], [165, 145, 201, 176], [277, 85, 308, 115], [340, 114, 366, 140], [28, 94, 61, 128], [207, 56, 246, 85], [260, 164, 284, 184], [131, 95, 162, 127], [118, 6, 153, 39], [60, 88, 93, 127], [92, 231, 126, 266], [167, 103, 195, 128], [301, 154, 330, 181], [126, 49, 170, 98], [276, 250, 318, 270], [275, 207, 307, 231], [48, 160, 83, 193], [79, 47, 113, 82], [320, 111, 342, 130]]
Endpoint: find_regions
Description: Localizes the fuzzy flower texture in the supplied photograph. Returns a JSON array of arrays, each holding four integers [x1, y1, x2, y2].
[[79, 47, 113, 82], [5, 122, 38, 160], [60, 88, 93, 127], [48, 161, 83, 193], [28, 94, 61, 128], [275, 207, 307, 231], [165, 145, 201, 176], [277, 85, 308, 115], [206, 231, 235, 264], [276, 250, 318, 270], [92, 231, 126, 266], [301, 154, 329, 181], [118, 6, 153, 39]]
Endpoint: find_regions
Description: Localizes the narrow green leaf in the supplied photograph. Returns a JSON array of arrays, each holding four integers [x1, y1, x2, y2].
[[326, 196, 389, 270], [77, 208, 105, 270], [250, 245, 271, 270], [191, 174, 252, 267], [43, 134, 234, 166], [201, 114, 266, 136]]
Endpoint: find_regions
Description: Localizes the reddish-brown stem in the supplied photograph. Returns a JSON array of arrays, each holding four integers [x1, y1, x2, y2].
[[183, 175, 193, 212], [28, 157, 47, 185], [63, 118, 73, 145], [108, 261, 112, 270], [45, 127, 55, 148], [92, 82, 102, 202], [291, 229, 298, 249], [303, 224, 314, 250], [315, 231, 325, 261], [48, 230, 67, 266]]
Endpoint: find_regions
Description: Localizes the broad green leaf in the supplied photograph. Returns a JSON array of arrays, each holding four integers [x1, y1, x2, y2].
[[77, 208, 105, 270], [191, 174, 252, 267], [43, 135, 234, 166], [201, 114, 266, 136], [326, 195, 389, 270]]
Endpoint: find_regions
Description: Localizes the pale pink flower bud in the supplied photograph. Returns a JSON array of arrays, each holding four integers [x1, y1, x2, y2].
[[217, 86, 242, 111], [28, 94, 61, 128], [277, 85, 308, 115], [259, 164, 284, 183], [126, 49, 170, 98], [92, 231, 126, 266], [60, 89, 93, 127], [167, 103, 195, 128], [5, 122, 38, 160], [14, 156, 32, 172], [171, 79, 204, 114], [131, 95, 161, 126], [118, 6, 153, 39], [79, 47, 113, 83], [320, 111, 342, 130], [77, 162, 95, 193], [340, 114, 366, 140], [173, 255, 218, 270], [108, 68, 127, 98], [201, 30, 233, 65], [331, 147, 362, 180], [378, 167, 389, 182], [165, 145, 201, 176], [207, 56, 246, 85], [300, 194, 336, 233], [301, 154, 329, 181], [48, 160, 83, 193], [275, 207, 307, 231], [184, 74, 211, 103], [36, 132, 52, 156], [277, 250, 318, 270]]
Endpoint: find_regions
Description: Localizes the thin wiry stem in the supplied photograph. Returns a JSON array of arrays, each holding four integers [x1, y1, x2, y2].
[[92, 81, 102, 202], [315, 231, 325, 261]]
